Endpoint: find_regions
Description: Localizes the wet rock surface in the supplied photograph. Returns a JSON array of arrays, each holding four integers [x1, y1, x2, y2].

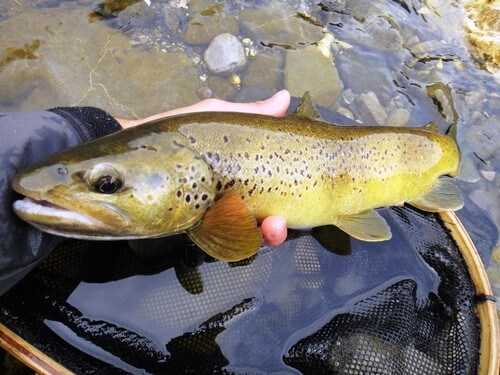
[[0, 8, 201, 118], [285, 43, 343, 108], [239, 5, 323, 48], [182, 1, 238, 45], [465, 0, 500, 72]]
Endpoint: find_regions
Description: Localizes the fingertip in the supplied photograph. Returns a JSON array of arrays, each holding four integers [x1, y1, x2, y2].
[[261, 216, 287, 246], [267, 90, 291, 117]]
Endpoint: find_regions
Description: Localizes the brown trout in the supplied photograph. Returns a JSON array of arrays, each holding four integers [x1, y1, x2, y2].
[[12, 112, 462, 261]]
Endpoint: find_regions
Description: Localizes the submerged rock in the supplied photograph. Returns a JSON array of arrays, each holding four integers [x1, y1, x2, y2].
[[356, 92, 388, 125], [243, 51, 283, 91], [207, 75, 236, 99], [465, 0, 500, 72], [285, 44, 343, 108], [426, 82, 458, 125], [240, 6, 324, 49], [386, 108, 410, 127], [182, 1, 238, 45], [0, 8, 201, 118], [204, 33, 246, 74]]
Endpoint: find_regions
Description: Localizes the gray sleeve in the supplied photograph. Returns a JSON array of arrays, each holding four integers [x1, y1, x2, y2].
[[0, 109, 121, 295]]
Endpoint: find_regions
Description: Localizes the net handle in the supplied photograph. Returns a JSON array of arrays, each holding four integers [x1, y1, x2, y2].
[[440, 211, 499, 375], [0, 323, 73, 374]]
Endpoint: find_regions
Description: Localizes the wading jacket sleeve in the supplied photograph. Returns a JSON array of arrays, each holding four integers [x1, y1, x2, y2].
[[0, 108, 121, 295]]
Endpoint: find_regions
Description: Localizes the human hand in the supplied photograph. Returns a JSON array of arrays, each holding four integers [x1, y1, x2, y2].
[[116, 90, 290, 247]]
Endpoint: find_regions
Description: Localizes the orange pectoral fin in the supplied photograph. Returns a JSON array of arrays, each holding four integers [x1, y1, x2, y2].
[[187, 192, 262, 262]]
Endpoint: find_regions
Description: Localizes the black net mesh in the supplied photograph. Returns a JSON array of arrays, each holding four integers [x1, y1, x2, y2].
[[0, 206, 493, 375]]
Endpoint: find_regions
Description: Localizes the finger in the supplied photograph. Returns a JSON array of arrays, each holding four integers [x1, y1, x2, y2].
[[140, 90, 291, 123], [261, 216, 287, 247], [191, 89, 291, 117]]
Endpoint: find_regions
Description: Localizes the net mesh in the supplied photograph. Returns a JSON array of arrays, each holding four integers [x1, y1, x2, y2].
[[0, 206, 486, 374]]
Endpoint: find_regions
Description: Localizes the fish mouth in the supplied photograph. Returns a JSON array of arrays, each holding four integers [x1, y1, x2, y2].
[[13, 197, 112, 237]]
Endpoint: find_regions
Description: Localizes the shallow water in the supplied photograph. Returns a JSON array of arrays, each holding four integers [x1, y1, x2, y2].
[[0, 0, 499, 371]]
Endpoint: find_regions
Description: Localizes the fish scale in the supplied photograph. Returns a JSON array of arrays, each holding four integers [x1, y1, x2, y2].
[[174, 113, 456, 228]]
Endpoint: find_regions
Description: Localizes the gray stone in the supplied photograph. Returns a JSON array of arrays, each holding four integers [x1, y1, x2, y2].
[[0, 8, 201, 118], [356, 92, 388, 125], [204, 33, 246, 74], [364, 15, 403, 51], [386, 108, 410, 127], [285, 45, 343, 108], [335, 50, 394, 102]]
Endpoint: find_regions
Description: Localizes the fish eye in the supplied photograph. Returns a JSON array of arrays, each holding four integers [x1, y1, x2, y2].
[[86, 163, 124, 194], [95, 175, 123, 194]]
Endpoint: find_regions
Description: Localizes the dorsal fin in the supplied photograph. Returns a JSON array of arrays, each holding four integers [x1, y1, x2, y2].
[[295, 91, 321, 120], [424, 121, 439, 133]]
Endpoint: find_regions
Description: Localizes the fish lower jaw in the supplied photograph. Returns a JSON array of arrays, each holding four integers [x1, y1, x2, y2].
[[13, 197, 106, 233]]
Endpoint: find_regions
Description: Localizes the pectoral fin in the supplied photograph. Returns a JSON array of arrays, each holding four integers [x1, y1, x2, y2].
[[187, 192, 262, 262], [409, 177, 464, 212], [423, 121, 439, 133], [335, 210, 392, 242]]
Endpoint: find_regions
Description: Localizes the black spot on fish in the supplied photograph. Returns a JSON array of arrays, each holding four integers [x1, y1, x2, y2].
[[216, 181, 222, 191], [201, 177, 206, 182], [244, 179, 249, 186], [202, 194, 208, 201], [186, 195, 191, 203], [224, 180, 235, 190], [192, 183, 197, 189], [223, 135, 229, 143], [189, 136, 196, 144], [248, 184, 257, 196], [194, 194, 199, 200]]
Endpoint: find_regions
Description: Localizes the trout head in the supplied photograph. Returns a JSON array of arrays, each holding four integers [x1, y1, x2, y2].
[[12, 130, 216, 240]]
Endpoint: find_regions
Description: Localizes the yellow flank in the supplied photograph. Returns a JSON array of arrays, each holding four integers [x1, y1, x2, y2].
[[166, 113, 459, 229]]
